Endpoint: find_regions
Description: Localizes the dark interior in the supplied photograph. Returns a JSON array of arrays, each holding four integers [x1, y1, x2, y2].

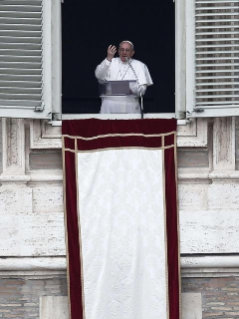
[[62, 0, 175, 114]]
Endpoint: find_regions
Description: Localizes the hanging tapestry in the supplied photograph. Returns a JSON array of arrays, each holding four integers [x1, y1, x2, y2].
[[62, 118, 180, 319]]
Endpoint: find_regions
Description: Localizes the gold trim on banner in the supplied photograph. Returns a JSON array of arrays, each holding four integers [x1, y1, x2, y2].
[[62, 131, 175, 140], [174, 131, 182, 319], [64, 144, 175, 154], [162, 149, 170, 319], [62, 136, 72, 319], [75, 138, 87, 319]]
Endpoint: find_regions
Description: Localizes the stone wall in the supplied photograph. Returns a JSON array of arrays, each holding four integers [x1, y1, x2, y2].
[[0, 274, 67, 319], [0, 117, 239, 319], [0, 119, 2, 174], [1, 275, 239, 319], [183, 277, 239, 319]]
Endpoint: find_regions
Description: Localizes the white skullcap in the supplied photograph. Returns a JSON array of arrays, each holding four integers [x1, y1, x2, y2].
[[119, 40, 134, 49]]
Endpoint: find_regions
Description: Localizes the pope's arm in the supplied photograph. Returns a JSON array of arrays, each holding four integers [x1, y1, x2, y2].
[[95, 59, 112, 81]]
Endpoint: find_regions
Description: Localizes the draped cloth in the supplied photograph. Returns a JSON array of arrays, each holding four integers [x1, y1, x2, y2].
[[62, 118, 181, 319]]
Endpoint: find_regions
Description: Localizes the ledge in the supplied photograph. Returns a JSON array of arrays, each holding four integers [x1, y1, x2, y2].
[[1, 256, 239, 271], [1, 170, 239, 183], [0, 257, 66, 271], [208, 171, 239, 180], [2, 171, 239, 183], [0, 172, 63, 183], [181, 256, 239, 268]]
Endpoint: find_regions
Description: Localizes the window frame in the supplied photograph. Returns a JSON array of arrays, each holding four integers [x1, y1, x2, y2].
[[62, 0, 183, 121], [0, 0, 61, 120], [185, 0, 239, 118], [3, 0, 238, 120]]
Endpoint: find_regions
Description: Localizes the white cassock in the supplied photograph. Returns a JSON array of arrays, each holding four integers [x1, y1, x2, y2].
[[95, 57, 153, 114]]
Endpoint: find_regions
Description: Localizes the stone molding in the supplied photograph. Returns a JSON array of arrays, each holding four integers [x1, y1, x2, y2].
[[30, 120, 62, 149], [29, 118, 208, 150], [1, 256, 239, 271], [213, 117, 235, 171], [177, 118, 208, 147], [1, 118, 25, 176]]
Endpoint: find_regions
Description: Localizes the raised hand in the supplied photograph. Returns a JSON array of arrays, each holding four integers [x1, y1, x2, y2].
[[107, 45, 117, 62]]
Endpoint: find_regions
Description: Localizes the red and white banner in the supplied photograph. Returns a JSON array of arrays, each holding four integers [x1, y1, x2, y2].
[[62, 118, 180, 319]]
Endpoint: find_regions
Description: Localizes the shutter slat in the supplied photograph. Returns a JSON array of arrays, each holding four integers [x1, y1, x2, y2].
[[0, 12, 41, 19], [0, 49, 42, 56], [196, 94, 239, 98], [0, 6, 42, 13], [0, 87, 41, 93], [197, 82, 239, 86], [197, 57, 239, 61], [196, 38, 239, 42], [197, 44, 239, 48], [197, 63, 239, 67], [0, 1, 42, 5], [196, 69, 239, 73], [196, 6, 239, 10], [0, 75, 41, 81], [0, 93, 41, 99], [196, 26, 239, 29], [0, 36, 41, 44], [0, 30, 42, 36], [196, 51, 239, 54], [0, 18, 42, 25], [196, 75, 239, 79], [0, 99, 40, 108], [196, 102, 239, 106], [0, 43, 41, 50], [197, 31, 239, 35], [196, 13, 239, 17], [0, 62, 42, 69], [0, 80, 41, 88], [0, 68, 41, 75], [196, 88, 239, 92], [0, 55, 41, 62], [196, 19, 239, 23], [0, 24, 41, 31], [197, 0, 239, 3]]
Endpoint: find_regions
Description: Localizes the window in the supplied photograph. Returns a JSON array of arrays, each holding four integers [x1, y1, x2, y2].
[[1, 0, 238, 120], [186, 0, 239, 117], [61, 0, 175, 117], [0, 0, 61, 119]]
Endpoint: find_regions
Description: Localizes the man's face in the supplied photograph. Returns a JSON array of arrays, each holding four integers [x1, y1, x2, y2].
[[118, 42, 135, 62]]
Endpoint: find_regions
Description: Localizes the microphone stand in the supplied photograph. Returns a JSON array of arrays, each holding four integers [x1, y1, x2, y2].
[[126, 58, 144, 119], [140, 94, 144, 119]]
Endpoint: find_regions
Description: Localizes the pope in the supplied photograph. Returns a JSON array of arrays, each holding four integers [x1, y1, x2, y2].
[[95, 40, 153, 114]]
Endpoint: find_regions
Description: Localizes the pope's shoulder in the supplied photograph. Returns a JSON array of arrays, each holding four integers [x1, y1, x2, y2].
[[131, 59, 147, 67]]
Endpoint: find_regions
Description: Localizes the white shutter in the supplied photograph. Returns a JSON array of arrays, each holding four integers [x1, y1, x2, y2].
[[0, 0, 53, 119], [187, 0, 239, 117]]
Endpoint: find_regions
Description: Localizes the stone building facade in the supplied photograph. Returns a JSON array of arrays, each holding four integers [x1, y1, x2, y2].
[[0, 0, 239, 318], [0, 117, 239, 318]]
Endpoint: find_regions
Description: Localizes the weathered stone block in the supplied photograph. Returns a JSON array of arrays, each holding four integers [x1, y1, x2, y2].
[[0, 212, 65, 256], [180, 210, 239, 254], [32, 185, 63, 213]]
